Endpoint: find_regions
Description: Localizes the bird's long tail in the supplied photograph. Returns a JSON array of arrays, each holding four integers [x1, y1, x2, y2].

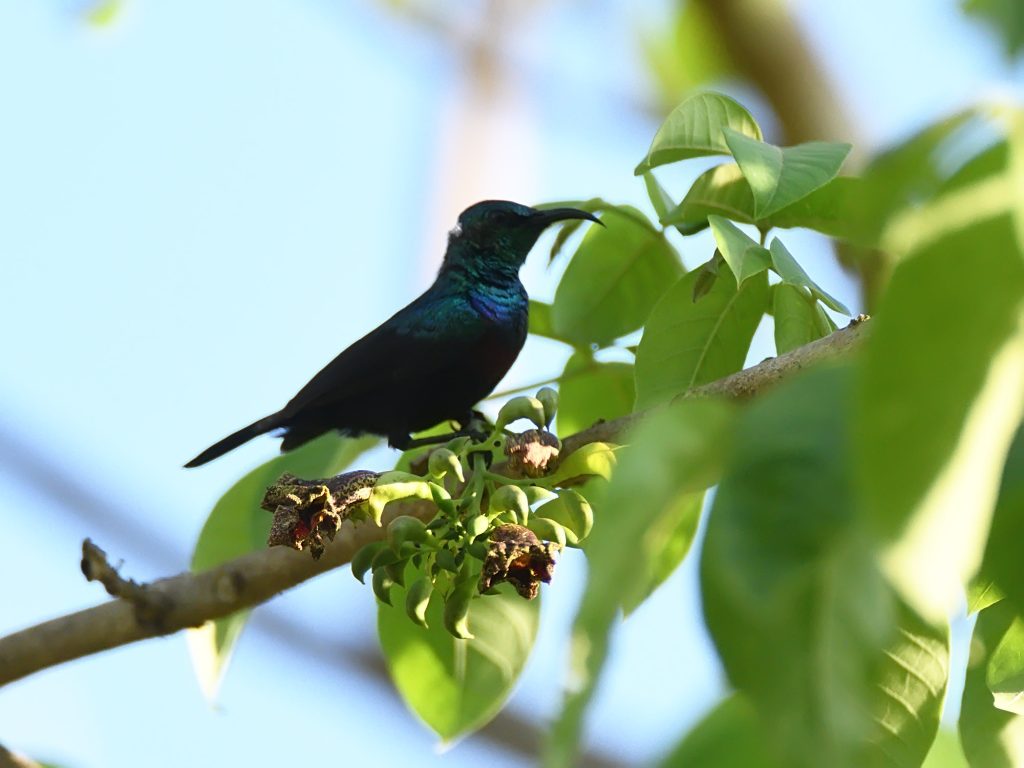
[[184, 414, 282, 468]]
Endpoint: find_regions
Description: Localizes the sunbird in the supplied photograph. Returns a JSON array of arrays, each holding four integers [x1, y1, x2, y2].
[[185, 200, 600, 467]]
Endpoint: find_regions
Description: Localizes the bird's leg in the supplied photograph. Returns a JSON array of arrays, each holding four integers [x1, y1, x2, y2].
[[390, 412, 492, 452], [393, 430, 474, 451]]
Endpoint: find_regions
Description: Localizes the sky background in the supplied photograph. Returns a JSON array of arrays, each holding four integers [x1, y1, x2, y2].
[[1, 1, 1022, 766]]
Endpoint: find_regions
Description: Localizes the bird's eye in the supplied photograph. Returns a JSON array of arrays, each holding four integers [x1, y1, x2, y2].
[[449, 223, 463, 238]]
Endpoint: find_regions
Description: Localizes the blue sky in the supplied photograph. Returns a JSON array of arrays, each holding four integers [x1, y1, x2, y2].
[[0, 1, 1020, 766]]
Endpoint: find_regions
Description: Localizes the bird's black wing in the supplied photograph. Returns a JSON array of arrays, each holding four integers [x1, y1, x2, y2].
[[280, 293, 484, 418]]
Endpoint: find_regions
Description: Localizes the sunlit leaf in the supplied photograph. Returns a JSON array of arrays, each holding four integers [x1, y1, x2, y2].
[[861, 601, 949, 767], [979, 427, 1024, 613], [551, 206, 683, 346], [663, 162, 756, 228], [723, 129, 852, 219], [773, 283, 824, 354], [960, 601, 1024, 767], [528, 300, 559, 341], [769, 238, 851, 315], [658, 694, 784, 768], [634, 267, 769, 411], [663, 164, 862, 242], [643, 171, 677, 222], [707, 216, 770, 287], [546, 399, 735, 767], [379, 578, 539, 741], [556, 350, 634, 438], [856, 215, 1024, 620], [702, 366, 894, 768], [988, 611, 1024, 715], [921, 730, 969, 768], [968, 578, 1005, 614], [635, 91, 763, 174], [621, 490, 705, 615]]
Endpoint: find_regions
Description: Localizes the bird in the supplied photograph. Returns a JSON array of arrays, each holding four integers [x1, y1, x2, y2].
[[185, 200, 600, 467]]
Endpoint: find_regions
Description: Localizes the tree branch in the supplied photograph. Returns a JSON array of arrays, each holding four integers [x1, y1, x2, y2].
[[561, 317, 868, 455], [0, 319, 867, 687]]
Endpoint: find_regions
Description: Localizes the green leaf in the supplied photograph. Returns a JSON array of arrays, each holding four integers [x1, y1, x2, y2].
[[922, 730, 969, 768], [855, 215, 1024, 621], [963, 0, 1024, 58], [856, 109, 981, 248], [621, 490, 705, 615], [988, 610, 1024, 715], [555, 351, 634, 438], [528, 300, 559, 341], [539, 197, 611, 264], [766, 176, 864, 241], [773, 283, 824, 354], [551, 206, 683, 346], [658, 694, 784, 768], [702, 366, 894, 768], [643, 171, 676, 222], [379, 580, 539, 742], [769, 237, 851, 314], [980, 427, 1024, 613], [960, 601, 1024, 768], [635, 91, 763, 174], [860, 600, 949, 767], [663, 162, 756, 228], [723, 129, 852, 219], [707, 215, 771, 286], [187, 434, 377, 700], [545, 399, 735, 767], [663, 164, 863, 241], [969, 579, 1006, 614], [634, 267, 769, 411]]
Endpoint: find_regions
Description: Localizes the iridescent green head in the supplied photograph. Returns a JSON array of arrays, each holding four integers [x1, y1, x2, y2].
[[444, 200, 601, 274]]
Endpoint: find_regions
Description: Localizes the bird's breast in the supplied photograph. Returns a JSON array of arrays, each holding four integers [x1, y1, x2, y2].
[[468, 285, 527, 327]]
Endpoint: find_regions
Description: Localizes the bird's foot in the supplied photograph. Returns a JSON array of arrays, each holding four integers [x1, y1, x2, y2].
[[394, 429, 478, 451]]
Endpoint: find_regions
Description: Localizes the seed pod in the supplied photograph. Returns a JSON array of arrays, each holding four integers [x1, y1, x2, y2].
[[468, 514, 490, 539], [428, 448, 465, 483], [387, 515, 428, 550], [443, 573, 476, 639], [528, 517, 568, 548], [496, 396, 547, 430], [489, 484, 530, 525], [536, 387, 559, 427], [524, 485, 557, 506], [351, 541, 387, 584], [405, 577, 434, 628], [558, 489, 594, 542], [537, 490, 594, 546]]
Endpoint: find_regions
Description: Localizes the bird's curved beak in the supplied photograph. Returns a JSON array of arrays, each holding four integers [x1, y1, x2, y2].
[[531, 207, 604, 228]]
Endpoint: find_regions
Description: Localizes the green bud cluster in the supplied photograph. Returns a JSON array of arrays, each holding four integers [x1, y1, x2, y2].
[[350, 387, 612, 638]]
